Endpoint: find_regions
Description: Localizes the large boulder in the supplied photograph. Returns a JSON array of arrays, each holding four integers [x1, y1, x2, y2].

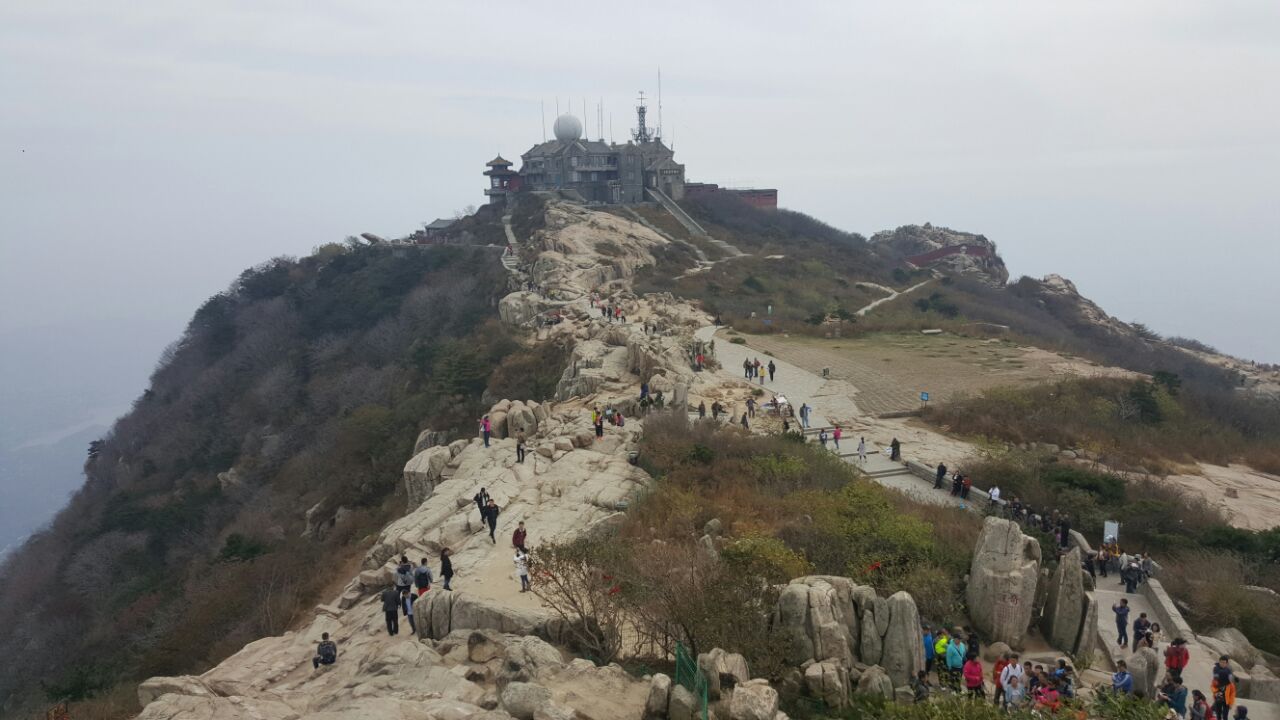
[[403, 446, 451, 509], [967, 517, 1041, 649], [1075, 594, 1100, 662], [645, 673, 672, 720], [729, 679, 779, 720], [668, 684, 697, 720], [414, 591, 561, 642], [1207, 628, 1263, 669], [1128, 646, 1161, 699], [804, 661, 849, 709], [499, 292, 550, 326], [879, 591, 924, 687], [1042, 547, 1087, 653], [856, 665, 895, 700], [506, 401, 539, 438], [414, 428, 449, 454], [501, 681, 553, 720], [137, 676, 215, 707]]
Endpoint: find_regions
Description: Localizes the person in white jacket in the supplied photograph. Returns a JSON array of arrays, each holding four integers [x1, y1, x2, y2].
[[514, 549, 530, 592]]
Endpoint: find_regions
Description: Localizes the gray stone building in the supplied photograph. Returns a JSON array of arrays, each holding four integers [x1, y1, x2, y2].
[[513, 98, 686, 204]]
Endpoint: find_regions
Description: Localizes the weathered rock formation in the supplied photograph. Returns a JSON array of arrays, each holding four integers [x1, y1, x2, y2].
[[771, 575, 923, 707], [1042, 546, 1088, 653], [967, 517, 1041, 649]]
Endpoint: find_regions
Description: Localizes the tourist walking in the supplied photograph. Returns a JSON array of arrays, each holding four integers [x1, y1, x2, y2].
[[800, 403, 811, 428], [945, 635, 967, 691], [1166, 638, 1191, 677], [935, 462, 947, 489], [514, 548, 530, 592], [832, 426, 842, 450], [858, 437, 868, 463], [413, 558, 434, 597], [818, 429, 828, 450], [483, 499, 500, 543], [964, 653, 985, 698], [473, 488, 491, 520], [512, 521, 527, 552], [740, 412, 749, 430], [515, 431, 526, 464], [480, 415, 491, 448], [1160, 673, 1189, 718], [401, 589, 416, 634], [381, 584, 401, 636], [767, 360, 776, 382], [1133, 612, 1152, 651], [393, 556, 414, 596], [698, 401, 706, 419], [440, 548, 454, 591], [890, 437, 901, 461]]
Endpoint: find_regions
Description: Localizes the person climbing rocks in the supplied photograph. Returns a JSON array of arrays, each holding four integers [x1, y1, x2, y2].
[[473, 488, 491, 520], [890, 437, 901, 461], [515, 431, 526, 464], [394, 556, 414, 596], [832, 425, 842, 450], [858, 437, 867, 463], [1113, 598, 1131, 648], [313, 632, 338, 669], [381, 584, 401, 636], [480, 415, 491, 448], [767, 360, 776, 382], [1112, 660, 1134, 695], [935, 462, 947, 489], [440, 548, 454, 591], [484, 499, 500, 543], [512, 521, 527, 552], [401, 588, 416, 634], [698, 401, 706, 419], [514, 548, 530, 592], [1166, 638, 1191, 676], [413, 558, 434, 597]]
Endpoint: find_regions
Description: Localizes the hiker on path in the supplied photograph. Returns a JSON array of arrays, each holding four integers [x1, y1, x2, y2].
[[594, 413, 604, 440], [512, 521, 528, 552], [767, 360, 776, 382], [743, 359, 752, 379], [746, 397, 756, 418], [381, 584, 401, 636], [711, 401, 722, 420], [440, 548, 454, 591], [515, 431, 526, 464], [832, 426, 842, 450], [961, 474, 973, 499], [1122, 559, 1141, 593], [1166, 638, 1191, 677], [800, 403, 811, 428], [740, 413, 749, 430], [964, 653, 985, 698], [480, 415, 491, 448], [993, 652, 1011, 706], [483, 499, 500, 543], [818, 428, 829, 449], [1211, 670, 1236, 720], [935, 463, 947, 489], [473, 488, 491, 519], [394, 556, 414, 596], [413, 558, 433, 597], [858, 437, 868, 463], [753, 358, 762, 380], [890, 437, 901, 461], [945, 635, 968, 691], [401, 588, 416, 634], [1113, 598, 1131, 648], [698, 401, 706, 419], [514, 548, 530, 592], [313, 632, 338, 669]]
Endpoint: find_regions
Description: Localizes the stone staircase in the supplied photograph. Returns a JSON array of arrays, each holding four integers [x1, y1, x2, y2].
[[646, 187, 709, 238]]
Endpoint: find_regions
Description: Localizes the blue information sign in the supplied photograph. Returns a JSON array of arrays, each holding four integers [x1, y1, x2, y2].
[[920, 391, 929, 402]]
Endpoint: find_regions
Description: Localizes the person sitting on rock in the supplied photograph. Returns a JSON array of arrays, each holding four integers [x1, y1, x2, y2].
[[1112, 660, 1134, 695], [313, 632, 337, 669], [910, 670, 931, 703]]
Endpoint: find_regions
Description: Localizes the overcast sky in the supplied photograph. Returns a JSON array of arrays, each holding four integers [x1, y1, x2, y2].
[[3, 0, 1278, 374]]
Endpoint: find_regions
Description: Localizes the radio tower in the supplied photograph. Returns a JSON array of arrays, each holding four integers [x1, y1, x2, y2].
[[631, 91, 652, 144]]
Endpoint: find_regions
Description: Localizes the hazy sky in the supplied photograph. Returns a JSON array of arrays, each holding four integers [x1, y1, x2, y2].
[[3, 0, 1279, 373]]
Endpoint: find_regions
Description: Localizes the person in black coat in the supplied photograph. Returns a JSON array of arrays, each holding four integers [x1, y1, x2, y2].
[[483, 499, 500, 543], [380, 585, 401, 636], [935, 463, 947, 489], [440, 548, 454, 591]]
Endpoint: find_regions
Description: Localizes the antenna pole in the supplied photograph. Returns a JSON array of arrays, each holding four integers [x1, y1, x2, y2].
[[541, 100, 546, 142], [658, 67, 663, 141]]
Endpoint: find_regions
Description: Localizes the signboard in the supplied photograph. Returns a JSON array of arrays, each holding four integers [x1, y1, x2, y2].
[[1103, 520, 1120, 544], [920, 391, 930, 402]]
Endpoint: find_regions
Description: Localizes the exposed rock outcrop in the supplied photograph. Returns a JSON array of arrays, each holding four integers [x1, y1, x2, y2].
[[403, 445, 451, 509], [1042, 546, 1087, 653], [967, 517, 1041, 649]]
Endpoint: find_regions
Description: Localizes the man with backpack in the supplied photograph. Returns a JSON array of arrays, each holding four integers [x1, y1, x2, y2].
[[313, 632, 338, 669], [413, 558, 434, 597], [393, 556, 414, 597]]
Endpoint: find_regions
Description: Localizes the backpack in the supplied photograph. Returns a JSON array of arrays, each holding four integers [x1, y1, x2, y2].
[[319, 640, 337, 662], [414, 566, 433, 589]]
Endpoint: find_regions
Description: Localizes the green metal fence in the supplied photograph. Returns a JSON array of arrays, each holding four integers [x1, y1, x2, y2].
[[674, 642, 709, 720]]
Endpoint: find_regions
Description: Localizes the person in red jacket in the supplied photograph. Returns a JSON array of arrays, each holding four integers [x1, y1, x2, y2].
[[963, 653, 985, 698], [993, 652, 1012, 707], [512, 521, 528, 552], [1166, 637, 1190, 675]]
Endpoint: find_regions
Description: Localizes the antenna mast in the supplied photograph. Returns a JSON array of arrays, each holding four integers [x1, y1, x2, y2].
[[658, 67, 663, 142], [632, 91, 652, 143], [541, 100, 546, 142]]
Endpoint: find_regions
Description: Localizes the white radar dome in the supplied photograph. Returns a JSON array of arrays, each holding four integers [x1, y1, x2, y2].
[[553, 113, 583, 143]]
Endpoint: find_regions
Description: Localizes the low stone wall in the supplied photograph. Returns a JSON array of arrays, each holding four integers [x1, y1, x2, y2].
[[1139, 579, 1196, 642], [904, 460, 994, 504]]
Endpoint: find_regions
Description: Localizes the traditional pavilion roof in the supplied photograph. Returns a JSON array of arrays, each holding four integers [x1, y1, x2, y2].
[[486, 155, 512, 167]]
